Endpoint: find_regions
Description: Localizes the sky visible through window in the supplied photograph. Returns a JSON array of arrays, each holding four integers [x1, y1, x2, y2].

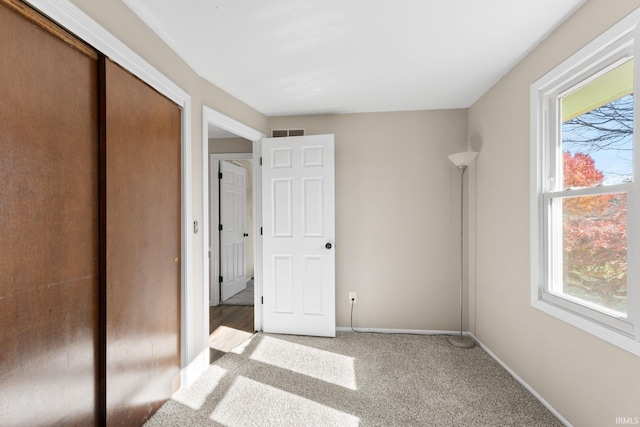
[[562, 94, 634, 185]]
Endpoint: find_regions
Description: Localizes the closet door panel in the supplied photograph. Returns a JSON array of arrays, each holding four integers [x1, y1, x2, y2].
[[0, 1, 99, 426], [104, 59, 181, 426]]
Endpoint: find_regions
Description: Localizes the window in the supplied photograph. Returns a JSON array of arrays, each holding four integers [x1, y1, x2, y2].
[[531, 11, 640, 354]]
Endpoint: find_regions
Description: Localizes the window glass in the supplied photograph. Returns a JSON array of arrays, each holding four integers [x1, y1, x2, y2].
[[554, 193, 628, 316], [561, 61, 634, 188]]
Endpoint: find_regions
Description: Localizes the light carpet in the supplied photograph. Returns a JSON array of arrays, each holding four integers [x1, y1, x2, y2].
[[145, 332, 562, 426], [220, 279, 254, 306]]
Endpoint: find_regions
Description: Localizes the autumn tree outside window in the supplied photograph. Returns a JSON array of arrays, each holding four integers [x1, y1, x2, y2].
[[531, 14, 640, 355]]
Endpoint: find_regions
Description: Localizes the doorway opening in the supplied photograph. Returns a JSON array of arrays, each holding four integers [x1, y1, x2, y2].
[[209, 151, 254, 363], [203, 107, 265, 364], [210, 153, 254, 306], [202, 109, 336, 365]]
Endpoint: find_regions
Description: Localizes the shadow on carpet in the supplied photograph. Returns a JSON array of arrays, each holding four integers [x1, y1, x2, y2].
[[145, 332, 562, 426]]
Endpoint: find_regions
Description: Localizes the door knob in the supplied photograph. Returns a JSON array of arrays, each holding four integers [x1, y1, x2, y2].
[[325, 243, 332, 249], [244, 233, 249, 237]]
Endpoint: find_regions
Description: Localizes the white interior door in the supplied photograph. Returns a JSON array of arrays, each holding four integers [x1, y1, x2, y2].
[[262, 134, 335, 337], [220, 160, 247, 301]]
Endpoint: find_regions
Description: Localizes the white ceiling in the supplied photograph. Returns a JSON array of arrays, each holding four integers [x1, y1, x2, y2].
[[124, 0, 586, 117]]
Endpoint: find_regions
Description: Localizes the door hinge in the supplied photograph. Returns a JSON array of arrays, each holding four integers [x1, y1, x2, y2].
[[259, 157, 262, 166], [219, 276, 223, 283], [218, 172, 222, 179], [260, 226, 263, 235], [219, 224, 223, 231], [261, 296, 263, 304]]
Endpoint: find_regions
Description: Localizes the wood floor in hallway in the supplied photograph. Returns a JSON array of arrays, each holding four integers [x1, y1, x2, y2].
[[209, 305, 255, 363]]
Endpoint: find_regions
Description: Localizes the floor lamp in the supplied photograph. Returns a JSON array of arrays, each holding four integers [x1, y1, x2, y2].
[[447, 151, 477, 349]]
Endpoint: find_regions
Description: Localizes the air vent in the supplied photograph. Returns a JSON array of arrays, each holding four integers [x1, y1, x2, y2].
[[272, 129, 304, 138]]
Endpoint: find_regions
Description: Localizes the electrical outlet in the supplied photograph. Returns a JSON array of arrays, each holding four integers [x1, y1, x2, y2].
[[349, 292, 357, 304]]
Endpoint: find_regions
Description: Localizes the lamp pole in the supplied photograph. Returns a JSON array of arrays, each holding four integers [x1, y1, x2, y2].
[[447, 152, 476, 349]]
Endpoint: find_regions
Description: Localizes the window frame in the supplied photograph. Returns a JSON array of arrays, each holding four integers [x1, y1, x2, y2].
[[531, 9, 640, 356]]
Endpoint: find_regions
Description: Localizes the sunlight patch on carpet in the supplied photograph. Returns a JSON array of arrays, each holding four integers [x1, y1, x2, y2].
[[172, 366, 228, 410], [209, 326, 254, 353], [249, 335, 357, 390], [210, 376, 360, 426]]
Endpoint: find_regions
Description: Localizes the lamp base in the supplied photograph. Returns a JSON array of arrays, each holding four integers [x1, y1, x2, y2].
[[447, 335, 475, 349]]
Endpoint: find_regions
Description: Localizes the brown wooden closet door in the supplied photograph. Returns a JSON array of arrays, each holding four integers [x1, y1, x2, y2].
[[0, 1, 99, 426], [104, 59, 181, 426]]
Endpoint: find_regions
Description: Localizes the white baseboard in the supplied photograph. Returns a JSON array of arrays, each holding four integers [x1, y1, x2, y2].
[[336, 326, 460, 335], [470, 334, 572, 427], [336, 327, 571, 426]]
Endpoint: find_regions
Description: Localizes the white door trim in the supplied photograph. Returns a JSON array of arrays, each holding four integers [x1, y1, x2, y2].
[[202, 106, 266, 335], [210, 154, 253, 307], [22, 0, 197, 386]]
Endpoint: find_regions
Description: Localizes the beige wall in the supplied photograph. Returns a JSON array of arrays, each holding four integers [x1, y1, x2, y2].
[[270, 110, 468, 329], [67, 0, 269, 369], [208, 137, 252, 154], [468, 1, 640, 426]]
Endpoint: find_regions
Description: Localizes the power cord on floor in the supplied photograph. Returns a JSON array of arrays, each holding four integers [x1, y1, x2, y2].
[[349, 299, 452, 337], [350, 299, 361, 333]]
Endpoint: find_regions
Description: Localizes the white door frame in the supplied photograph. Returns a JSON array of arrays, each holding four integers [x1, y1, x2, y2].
[[210, 154, 253, 307], [202, 106, 265, 334]]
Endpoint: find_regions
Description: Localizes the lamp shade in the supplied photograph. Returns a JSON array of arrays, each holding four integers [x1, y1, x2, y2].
[[448, 151, 477, 167]]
